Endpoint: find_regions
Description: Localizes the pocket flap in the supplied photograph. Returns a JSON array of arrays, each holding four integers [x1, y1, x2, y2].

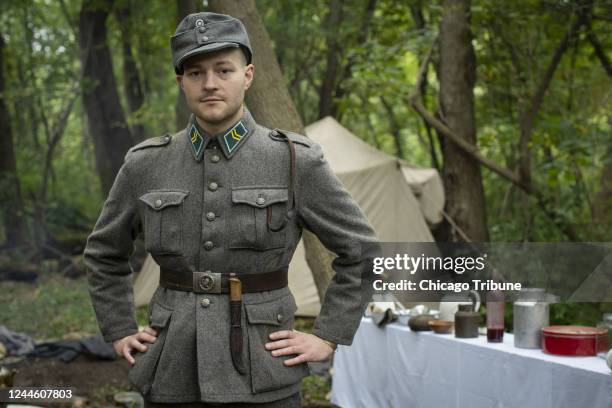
[[139, 190, 188, 211], [245, 295, 297, 326], [232, 187, 288, 208], [148, 303, 173, 329]]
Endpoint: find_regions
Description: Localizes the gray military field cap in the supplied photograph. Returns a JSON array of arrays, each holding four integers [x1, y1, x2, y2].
[[171, 12, 252, 74]]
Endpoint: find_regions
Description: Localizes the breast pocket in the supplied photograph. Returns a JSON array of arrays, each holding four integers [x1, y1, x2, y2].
[[139, 190, 189, 255], [229, 187, 288, 251]]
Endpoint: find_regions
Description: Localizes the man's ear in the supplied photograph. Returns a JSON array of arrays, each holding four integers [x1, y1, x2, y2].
[[244, 64, 254, 91], [176, 75, 184, 90]]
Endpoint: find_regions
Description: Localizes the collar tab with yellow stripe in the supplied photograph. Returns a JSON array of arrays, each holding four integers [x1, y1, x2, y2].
[[188, 113, 252, 161], [189, 123, 206, 160]]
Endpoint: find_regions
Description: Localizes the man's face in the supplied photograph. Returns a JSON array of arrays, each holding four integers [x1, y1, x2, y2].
[[177, 48, 253, 129]]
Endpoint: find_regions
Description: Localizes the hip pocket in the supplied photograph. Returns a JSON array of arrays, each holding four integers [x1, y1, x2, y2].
[[229, 186, 288, 251], [128, 301, 173, 396], [139, 190, 188, 255], [244, 294, 310, 393]]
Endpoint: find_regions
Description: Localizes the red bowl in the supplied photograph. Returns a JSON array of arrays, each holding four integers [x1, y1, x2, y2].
[[541, 326, 608, 356]]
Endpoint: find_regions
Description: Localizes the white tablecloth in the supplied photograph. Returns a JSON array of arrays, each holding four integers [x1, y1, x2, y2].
[[331, 317, 612, 408]]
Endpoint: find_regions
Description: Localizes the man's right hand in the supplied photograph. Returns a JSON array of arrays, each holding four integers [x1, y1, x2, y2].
[[112, 327, 158, 365]]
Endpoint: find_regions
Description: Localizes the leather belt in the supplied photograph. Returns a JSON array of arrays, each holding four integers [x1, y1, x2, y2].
[[159, 266, 289, 376], [159, 267, 289, 294]]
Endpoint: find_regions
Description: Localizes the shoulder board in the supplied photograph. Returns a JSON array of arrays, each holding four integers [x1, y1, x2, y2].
[[269, 128, 312, 148], [129, 134, 172, 153]]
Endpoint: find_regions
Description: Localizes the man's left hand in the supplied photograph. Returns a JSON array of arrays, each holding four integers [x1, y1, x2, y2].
[[265, 330, 334, 366]]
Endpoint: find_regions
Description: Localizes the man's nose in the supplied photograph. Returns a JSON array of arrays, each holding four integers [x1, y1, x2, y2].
[[203, 72, 218, 91]]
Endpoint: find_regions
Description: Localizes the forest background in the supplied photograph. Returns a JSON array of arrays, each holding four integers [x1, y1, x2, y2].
[[0, 0, 611, 348]]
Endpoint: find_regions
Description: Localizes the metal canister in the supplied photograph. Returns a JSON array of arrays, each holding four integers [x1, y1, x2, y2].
[[513, 288, 551, 349]]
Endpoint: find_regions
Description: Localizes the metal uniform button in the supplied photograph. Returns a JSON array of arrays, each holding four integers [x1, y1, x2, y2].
[[211, 154, 220, 163], [155, 199, 162, 208], [256, 197, 266, 206], [206, 212, 216, 221], [201, 298, 210, 308], [204, 241, 214, 250], [277, 313, 284, 323], [209, 182, 218, 191]]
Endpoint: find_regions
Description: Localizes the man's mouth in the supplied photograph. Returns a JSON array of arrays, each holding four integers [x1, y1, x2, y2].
[[201, 97, 223, 102]]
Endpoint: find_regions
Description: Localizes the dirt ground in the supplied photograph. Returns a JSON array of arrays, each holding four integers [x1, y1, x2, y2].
[[5, 355, 133, 407], [4, 356, 337, 408]]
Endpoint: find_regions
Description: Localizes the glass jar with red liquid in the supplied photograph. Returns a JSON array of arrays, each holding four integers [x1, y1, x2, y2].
[[486, 290, 505, 343]]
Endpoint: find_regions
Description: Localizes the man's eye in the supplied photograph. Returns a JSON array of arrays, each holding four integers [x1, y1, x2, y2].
[[220, 69, 232, 74], [188, 71, 200, 77]]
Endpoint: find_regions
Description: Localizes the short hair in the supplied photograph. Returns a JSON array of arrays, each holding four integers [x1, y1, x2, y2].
[[238, 46, 249, 66]]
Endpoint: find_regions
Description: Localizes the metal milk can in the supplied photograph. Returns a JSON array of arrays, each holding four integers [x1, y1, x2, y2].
[[513, 288, 556, 349]]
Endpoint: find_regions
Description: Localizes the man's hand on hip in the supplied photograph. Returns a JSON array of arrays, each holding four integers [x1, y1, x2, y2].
[[112, 327, 158, 365], [265, 330, 334, 366]]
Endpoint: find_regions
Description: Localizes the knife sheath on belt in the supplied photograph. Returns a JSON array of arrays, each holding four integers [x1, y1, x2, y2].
[[229, 277, 246, 375]]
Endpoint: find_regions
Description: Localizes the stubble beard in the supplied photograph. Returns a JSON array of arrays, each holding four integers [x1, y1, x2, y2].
[[195, 100, 242, 130]]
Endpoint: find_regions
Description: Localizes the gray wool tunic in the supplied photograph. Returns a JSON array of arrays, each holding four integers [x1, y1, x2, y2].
[[83, 108, 379, 404]]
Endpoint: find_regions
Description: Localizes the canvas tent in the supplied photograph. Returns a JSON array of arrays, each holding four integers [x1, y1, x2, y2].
[[134, 116, 445, 316]]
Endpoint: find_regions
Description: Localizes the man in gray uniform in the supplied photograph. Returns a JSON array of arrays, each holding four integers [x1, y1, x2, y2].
[[84, 11, 378, 407]]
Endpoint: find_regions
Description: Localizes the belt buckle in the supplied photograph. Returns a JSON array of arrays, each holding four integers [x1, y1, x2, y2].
[[193, 271, 222, 294]]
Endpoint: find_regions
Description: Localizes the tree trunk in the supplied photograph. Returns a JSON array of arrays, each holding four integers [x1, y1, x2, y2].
[[79, 0, 133, 196], [175, 0, 198, 131], [318, 0, 344, 119], [437, 0, 489, 242], [381, 96, 404, 159], [208, 0, 303, 132], [0, 35, 28, 248], [208, 0, 335, 301], [115, 2, 146, 142]]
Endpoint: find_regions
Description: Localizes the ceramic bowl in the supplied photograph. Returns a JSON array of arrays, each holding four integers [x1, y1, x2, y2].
[[428, 320, 454, 334]]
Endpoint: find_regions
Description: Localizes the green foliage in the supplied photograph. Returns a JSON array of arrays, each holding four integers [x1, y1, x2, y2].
[[0, 274, 100, 339], [2, 0, 608, 243], [1, 0, 182, 242], [550, 302, 611, 327], [471, 0, 610, 241], [300, 374, 331, 403], [482, 301, 606, 333], [259, 0, 610, 242], [0, 272, 148, 340], [1, 0, 609, 332]]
